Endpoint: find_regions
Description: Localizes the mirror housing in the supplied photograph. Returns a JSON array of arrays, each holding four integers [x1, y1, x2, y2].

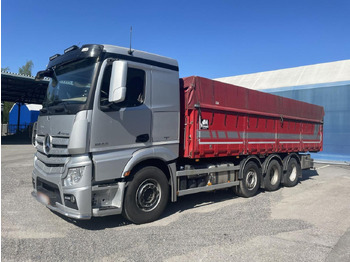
[[35, 69, 53, 81], [109, 60, 127, 103]]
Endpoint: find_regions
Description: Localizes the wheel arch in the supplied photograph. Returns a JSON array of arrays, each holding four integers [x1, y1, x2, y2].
[[127, 158, 171, 182], [261, 154, 283, 175], [121, 146, 178, 202], [282, 153, 301, 175], [239, 155, 262, 180], [122, 146, 177, 178]]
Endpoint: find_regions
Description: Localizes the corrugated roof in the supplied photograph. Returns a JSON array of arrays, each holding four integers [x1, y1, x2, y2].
[[216, 59, 350, 90], [1, 71, 49, 104]]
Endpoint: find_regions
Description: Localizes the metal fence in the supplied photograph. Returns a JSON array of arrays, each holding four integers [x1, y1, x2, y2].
[[1, 123, 34, 137]]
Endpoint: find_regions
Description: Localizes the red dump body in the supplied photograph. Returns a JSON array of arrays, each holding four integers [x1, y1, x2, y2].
[[180, 76, 324, 159]]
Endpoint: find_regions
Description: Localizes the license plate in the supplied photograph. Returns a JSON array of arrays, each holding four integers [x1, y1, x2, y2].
[[37, 192, 50, 205]]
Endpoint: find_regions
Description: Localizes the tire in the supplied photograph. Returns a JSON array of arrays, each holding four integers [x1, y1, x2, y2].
[[236, 161, 261, 198], [264, 159, 282, 191], [123, 166, 169, 224], [283, 158, 301, 187]]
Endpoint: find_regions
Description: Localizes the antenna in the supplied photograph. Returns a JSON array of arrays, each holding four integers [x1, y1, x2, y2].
[[128, 26, 134, 55]]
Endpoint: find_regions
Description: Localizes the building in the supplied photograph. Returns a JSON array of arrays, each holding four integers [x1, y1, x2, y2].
[[1, 71, 48, 137], [216, 59, 350, 162], [8, 103, 42, 134]]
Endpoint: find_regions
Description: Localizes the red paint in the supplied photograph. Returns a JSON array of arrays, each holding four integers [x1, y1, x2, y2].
[[180, 76, 324, 159]]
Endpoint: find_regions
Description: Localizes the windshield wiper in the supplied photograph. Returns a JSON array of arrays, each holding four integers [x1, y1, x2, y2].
[[40, 101, 70, 114], [40, 108, 48, 114], [53, 101, 70, 113]]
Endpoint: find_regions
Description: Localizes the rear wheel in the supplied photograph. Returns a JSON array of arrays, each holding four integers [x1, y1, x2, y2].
[[264, 159, 282, 191], [235, 161, 261, 198], [123, 166, 169, 224], [283, 158, 301, 187]]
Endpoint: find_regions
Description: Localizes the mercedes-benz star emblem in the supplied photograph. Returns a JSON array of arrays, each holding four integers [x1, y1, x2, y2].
[[44, 134, 52, 155]]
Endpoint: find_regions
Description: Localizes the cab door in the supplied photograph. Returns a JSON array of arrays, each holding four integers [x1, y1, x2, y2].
[[90, 60, 152, 181]]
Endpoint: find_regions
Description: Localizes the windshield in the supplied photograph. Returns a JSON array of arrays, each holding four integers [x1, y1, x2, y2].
[[43, 58, 97, 107]]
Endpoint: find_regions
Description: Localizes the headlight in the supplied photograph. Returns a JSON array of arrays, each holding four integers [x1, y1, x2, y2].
[[63, 167, 84, 187]]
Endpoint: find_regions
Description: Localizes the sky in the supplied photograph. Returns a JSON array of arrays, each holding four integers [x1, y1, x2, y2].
[[1, 0, 350, 79]]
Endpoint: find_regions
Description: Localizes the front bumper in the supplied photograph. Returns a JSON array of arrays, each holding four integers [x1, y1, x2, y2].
[[32, 153, 93, 219], [32, 153, 125, 219], [32, 191, 92, 219], [31, 182, 125, 219]]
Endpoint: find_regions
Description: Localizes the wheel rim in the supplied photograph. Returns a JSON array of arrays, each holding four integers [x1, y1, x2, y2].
[[136, 179, 161, 212], [270, 166, 279, 185], [246, 170, 257, 190], [289, 164, 297, 181]]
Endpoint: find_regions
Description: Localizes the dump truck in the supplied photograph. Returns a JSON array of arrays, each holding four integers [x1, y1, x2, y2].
[[32, 44, 324, 224]]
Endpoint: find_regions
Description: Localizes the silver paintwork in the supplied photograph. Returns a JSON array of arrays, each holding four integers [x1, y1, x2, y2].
[[90, 59, 153, 182], [90, 50, 180, 182], [68, 111, 90, 154], [32, 153, 93, 219], [37, 114, 74, 138], [122, 145, 178, 176], [176, 164, 240, 197], [177, 181, 240, 197], [92, 149, 134, 181], [33, 44, 181, 219], [176, 164, 240, 177], [109, 60, 127, 103], [91, 182, 125, 216], [103, 45, 178, 69]]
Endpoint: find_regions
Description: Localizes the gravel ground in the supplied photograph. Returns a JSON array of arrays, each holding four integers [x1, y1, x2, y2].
[[2, 144, 350, 261]]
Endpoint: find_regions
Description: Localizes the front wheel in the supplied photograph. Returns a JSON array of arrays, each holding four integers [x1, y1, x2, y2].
[[123, 166, 169, 224]]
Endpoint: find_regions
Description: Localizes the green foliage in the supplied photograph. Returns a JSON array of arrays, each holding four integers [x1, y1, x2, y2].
[[1, 61, 35, 124], [1, 67, 14, 123], [18, 60, 34, 76], [1, 102, 14, 124]]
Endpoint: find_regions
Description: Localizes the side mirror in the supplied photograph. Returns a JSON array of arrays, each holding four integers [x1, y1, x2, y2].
[[35, 69, 53, 81], [109, 60, 127, 103]]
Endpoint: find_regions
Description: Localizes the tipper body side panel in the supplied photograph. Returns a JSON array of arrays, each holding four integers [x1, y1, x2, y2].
[[181, 76, 324, 159]]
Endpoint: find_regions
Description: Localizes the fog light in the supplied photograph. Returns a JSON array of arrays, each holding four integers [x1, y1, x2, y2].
[[64, 194, 76, 203], [70, 195, 76, 203], [64, 194, 78, 210], [63, 167, 84, 187]]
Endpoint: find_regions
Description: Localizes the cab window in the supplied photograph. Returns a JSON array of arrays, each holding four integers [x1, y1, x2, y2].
[[100, 65, 145, 109]]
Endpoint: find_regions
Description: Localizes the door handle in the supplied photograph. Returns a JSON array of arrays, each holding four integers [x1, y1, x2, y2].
[[136, 134, 149, 143]]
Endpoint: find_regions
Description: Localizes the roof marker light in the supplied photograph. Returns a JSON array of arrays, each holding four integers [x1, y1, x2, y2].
[[64, 45, 79, 53], [49, 54, 60, 61]]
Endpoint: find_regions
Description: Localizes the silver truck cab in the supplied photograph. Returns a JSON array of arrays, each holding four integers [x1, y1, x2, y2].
[[32, 44, 180, 222]]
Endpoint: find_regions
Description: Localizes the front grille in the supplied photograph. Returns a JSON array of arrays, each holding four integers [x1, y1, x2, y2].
[[36, 177, 62, 206], [36, 135, 70, 155], [35, 135, 70, 174]]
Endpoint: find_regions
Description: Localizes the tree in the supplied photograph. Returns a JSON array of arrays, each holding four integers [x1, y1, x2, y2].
[[1, 102, 14, 124], [1, 67, 14, 124], [18, 60, 34, 76], [1, 61, 35, 124]]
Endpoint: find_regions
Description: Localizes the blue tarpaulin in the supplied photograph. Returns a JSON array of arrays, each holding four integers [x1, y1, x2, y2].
[[8, 103, 42, 134]]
